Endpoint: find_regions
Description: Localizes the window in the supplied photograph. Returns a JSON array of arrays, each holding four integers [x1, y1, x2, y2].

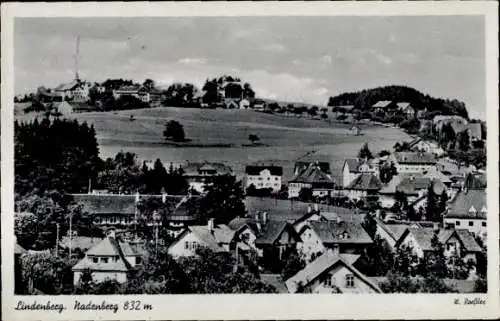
[[184, 242, 189, 250], [101, 257, 109, 263], [469, 221, 474, 227], [275, 177, 279, 181], [456, 221, 460, 226], [92, 257, 98, 263], [482, 222, 486, 227], [136, 257, 142, 265], [267, 177, 270, 181], [324, 275, 332, 287], [345, 274, 355, 288]]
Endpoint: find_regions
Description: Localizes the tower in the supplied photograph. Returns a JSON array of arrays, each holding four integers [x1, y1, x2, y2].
[[74, 36, 80, 81]]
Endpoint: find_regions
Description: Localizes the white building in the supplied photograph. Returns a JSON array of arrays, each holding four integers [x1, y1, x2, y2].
[[245, 165, 283, 193], [288, 161, 335, 198], [72, 232, 144, 284], [443, 188, 487, 239], [54, 79, 91, 102], [285, 249, 382, 293], [408, 138, 445, 157], [390, 152, 437, 174], [342, 158, 380, 188]]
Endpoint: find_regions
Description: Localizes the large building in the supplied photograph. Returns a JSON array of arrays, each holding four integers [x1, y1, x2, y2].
[[389, 152, 437, 174], [288, 161, 335, 198], [443, 187, 487, 239], [342, 158, 380, 188], [245, 165, 283, 193], [181, 162, 234, 194]]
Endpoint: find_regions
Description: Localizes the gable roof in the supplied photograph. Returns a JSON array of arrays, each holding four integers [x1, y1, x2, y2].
[[255, 221, 298, 245], [294, 160, 331, 174], [245, 165, 283, 176], [285, 251, 381, 293], [372, 100, 393, 108], [182, 162, 233, 176], [345, 173, 382, 191], [188, 225, 236, 251], [59, 236, 103, 251], [227, 217, 259, 233], [55, 80, 80, 91], [454, 229, 483, 252], [396, 102, 411, 110], [446, 188, 486, 219], [394, 152, 436, 165], [290, 162, 335, 184], [71, 194, 137, 215], [397, 227, 454, 251], [309, 221, 373, 245], [343, 158, 363, 173], [374, 217, 409, 243]]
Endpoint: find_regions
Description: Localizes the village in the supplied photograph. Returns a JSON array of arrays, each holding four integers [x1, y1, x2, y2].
[[13, 70, 488, 295]]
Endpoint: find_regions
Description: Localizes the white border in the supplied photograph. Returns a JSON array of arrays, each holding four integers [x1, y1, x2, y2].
[[1, 2, 499, 320]]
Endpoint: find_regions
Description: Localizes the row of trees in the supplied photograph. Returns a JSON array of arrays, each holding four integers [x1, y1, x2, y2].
[[327, 85, 469, 119]]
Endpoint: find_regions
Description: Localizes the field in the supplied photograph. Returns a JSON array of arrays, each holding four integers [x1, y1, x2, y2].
[[15, 105, 411, 182]]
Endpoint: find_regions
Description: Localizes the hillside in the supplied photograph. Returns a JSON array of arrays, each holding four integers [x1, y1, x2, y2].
[[327, 85, 469, 119]]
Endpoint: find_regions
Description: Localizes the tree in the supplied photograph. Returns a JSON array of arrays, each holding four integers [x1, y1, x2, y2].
[[163, 83, 199, 107], [362, 214, 377, 239], [380, 161, 398, 184], [248, 134, 260, 145], [243, 83, 255, 99], [357, 143, 373, 160], [164, 120, 186, 142], [281, 248, 306, 280], [200, 175, 246, 225], [380, 272, 420, 293], [355, 235, 395, 277], [321, 113, 328, 120], [474, 277, 487, 293], [425, 185, 440, 222], [378, 150, 391, 157], [298, 187, 313, 202], [307, 108, 317, 118], [458, 130, 470, 151], [143, 79, 156, 92], [97, 152, 143, 194], [393, 141, 411, 152]]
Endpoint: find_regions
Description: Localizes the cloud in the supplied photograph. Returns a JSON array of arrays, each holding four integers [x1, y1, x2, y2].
[[177, 57, 207, 65], [366, 49, 393, 65], [320, 55, 332, 64], [313, 87, 328, 96], [260, 43, 287, 53]]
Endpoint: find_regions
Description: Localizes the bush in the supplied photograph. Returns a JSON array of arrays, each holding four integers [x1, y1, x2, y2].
[[163, 120, 186, 142]]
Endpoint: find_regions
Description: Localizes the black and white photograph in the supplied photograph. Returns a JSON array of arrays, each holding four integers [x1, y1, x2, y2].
[[2, 2, 499, 320]]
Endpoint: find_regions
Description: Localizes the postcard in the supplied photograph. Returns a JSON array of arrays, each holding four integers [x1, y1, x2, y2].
[[1, 1, 499, 320]]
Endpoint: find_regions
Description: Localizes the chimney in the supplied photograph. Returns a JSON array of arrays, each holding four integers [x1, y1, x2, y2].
[[161, 192, 167, 204], [314, 204, 319, 213], [433, 222, 439, 233], [262, 212, 268, 225], [207, 218, 215, 234], [307, 205, 312, 213], [107, 229, 116, 239], [332, 244, 340, 256], [135, 191, 140, 203]]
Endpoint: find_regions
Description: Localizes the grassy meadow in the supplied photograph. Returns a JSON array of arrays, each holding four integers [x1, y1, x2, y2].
[[15, 106, 411, 182]]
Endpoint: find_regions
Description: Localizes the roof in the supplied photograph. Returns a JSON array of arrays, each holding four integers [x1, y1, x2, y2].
[[432, 115, 467, 124], [245, 165, 283, 176], [396, 102, 411, 110], [169, 196, 200, 222], [227, 217, 259, 233], [332, 105, 355, 111], [72, 236, 136, 272], [71, 194, 137, 215], [182, 162, 233, 176], [290, 162, 335, 185], [343, 158, 363, 173], [394, 152, 436, 165], [467, 123, 482, 138], [255, 221, 297, 245], [115, 85, 141, 92], [15, 243, 26, 255], [260, 274, 288, 293], [345, 173, 381, 191], [374, 218, 409, 242], [398, 227, 455, 251], [454, 229, 483, 252], [446, 189, 486, 219], [309, 221, 373, 245], [395, 176, 433, 195], [189, 224, 236, 251], [372, 100, 393, 108], [59, 236, 103, 251], [368, 277, 476, 293], [294, 160, 331, 175], [285, 251, 381, 293]]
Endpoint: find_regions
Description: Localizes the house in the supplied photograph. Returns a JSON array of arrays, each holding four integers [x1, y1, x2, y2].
[[396, 102, 415, 119], [408, 137, 445, 157], [378, 174, 445, 209], [342, 158, 380, 188], [72, 231, 144, 284], [252, 99, 267, 111], [433, 115, 468, 136], [223, 98, 240, 109], [245, 165, 283, 193], [332, 105, 355, 115], [254, 220, 301, 266], [343, 173, 382, 201], [373, 218, 411, 249], [167, 219, 235, 257], [395, 227, 483, 263], [59, 236, 103, 253], [372, 100, 396, 114], [443, 188, 486, 239], [285, 249, 382, 293], [55, 101, 74, 116], [299, 220, 373, 257], [55, 79, 91, 102], [288, 161, 335, 198], [181, 162, 234, 193], [239, 98, 250, 109], [467, 123, 482, 142], [390, 152, 437, 174], [112, 85, 150, 103]]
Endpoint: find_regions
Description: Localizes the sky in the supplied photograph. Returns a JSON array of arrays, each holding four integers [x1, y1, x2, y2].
[[14, 16, 485, 119]]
